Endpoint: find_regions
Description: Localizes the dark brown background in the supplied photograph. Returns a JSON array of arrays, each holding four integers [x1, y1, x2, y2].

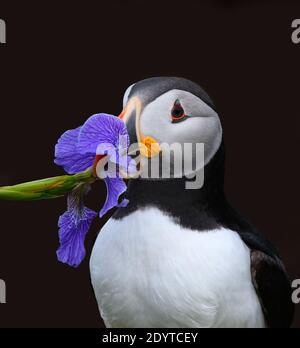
[[0, 0, 299, 328]]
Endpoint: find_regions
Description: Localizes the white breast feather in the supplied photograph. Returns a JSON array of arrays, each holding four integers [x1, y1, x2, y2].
[[90, 207, 265, 328]]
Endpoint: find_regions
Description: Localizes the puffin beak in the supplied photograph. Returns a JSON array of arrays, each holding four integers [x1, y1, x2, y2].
[[118, 96, 141, 148], [118, 97, 161, 158]]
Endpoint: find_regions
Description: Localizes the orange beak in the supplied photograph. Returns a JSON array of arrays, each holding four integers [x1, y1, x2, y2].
[[118, 97, 161, 158], [118, 108, 127, 120]]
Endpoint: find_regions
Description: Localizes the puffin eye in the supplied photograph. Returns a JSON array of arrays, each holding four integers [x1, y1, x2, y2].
[[171, 99, 186, 123]]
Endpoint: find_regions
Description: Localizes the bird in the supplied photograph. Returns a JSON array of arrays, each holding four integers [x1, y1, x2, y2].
[[90, 77, 294, 328]]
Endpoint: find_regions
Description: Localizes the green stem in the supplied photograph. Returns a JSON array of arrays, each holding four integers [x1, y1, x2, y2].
[[0, 169, 95, 201]]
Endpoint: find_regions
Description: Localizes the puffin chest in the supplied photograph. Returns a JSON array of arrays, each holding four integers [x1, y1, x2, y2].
[[90, 207, 265, 328]]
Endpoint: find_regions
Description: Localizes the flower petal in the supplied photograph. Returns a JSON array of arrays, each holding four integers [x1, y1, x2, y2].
[[54, 127, 95, 174], [56, 185, 97, 267], [77, 114, 129, 155], [100, 177, 127, 217], [56, 207, 97, 267]]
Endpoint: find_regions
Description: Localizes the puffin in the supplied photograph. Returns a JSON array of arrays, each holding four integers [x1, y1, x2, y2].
[[90, 77, 294, 328]]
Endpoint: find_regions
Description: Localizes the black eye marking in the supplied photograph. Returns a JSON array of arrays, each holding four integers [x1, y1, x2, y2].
[[171, 99, 187, 123]]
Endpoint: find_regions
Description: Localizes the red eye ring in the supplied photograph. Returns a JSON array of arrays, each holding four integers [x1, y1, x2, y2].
[[171, 112, 186, 121]]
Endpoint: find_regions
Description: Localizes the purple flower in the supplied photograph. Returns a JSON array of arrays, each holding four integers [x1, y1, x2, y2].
[[55, 113, 136, 214], [76, 114, 136, 216], [56, 185, 97, 267], [54, 113, 136, 267]]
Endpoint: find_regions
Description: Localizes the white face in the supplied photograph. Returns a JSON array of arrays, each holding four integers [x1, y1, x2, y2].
[[135, 89, 222, 178]]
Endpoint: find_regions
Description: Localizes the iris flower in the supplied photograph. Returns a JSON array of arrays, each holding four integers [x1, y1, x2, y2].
[[54, 113, 136, 267]]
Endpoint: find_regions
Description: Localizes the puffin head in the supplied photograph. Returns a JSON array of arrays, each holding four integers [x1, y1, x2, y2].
[[119, 77, 223, 187]]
